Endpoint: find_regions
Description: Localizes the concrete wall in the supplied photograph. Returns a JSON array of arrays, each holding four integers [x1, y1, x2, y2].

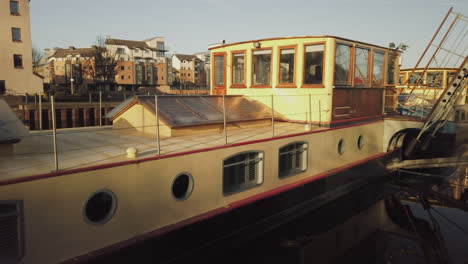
[[0, 0, 43, 95]]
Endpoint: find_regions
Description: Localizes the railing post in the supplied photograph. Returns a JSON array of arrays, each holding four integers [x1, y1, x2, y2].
[[99, 91, 102, 126], [318, 99, 322, 127], [308, 94, 312, 124], [51, 95, 59, 171], [155, 95, 161, 155], [271, 94, 275, 137], [38, 94, 43, 131], [222, 95, 228, 144]]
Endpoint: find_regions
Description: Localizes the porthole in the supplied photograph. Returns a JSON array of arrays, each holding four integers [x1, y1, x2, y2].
[[172, 173, 194, 201], [338, 139, 345, 155], [83, 189, 117, 225], [357, 135, 364, 150]]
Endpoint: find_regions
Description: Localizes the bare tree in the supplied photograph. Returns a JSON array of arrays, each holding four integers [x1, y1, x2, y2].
[[90, 35, 119, 92], [32, 46, 43, 73]]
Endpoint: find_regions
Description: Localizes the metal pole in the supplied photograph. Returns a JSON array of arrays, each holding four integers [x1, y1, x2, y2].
[[271, 94, 275, 137], [51, 95, 59, 171], [318, 100, 322, 127], [99, 91, 102, 126], [222, 95, 228, 144], [308, 94, 312, 124], [154, 95, 161, 154], [34, 93, 37, 106], [39, 94, 43, 130], [88, 92, 92, 103], [70, 60, 74, 95]]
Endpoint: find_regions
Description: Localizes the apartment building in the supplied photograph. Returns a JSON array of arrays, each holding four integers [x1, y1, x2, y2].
[[106, 37, 168, 91], [0, 0, 43, 95], [172, 54, 202, 87]]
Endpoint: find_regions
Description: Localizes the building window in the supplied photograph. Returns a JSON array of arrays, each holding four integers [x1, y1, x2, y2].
[[214, 53, 225, 86], [303, 44, 324, 86], [278, 47, 295, 85], [372, 52, 384, 86], [10, 1, 19, 15], [354, 47, 369, 86], [188, 73, 191, 77], [0, 81, 5, 94], [120, 75, 124, 80], [13, 54, 23, 68], [11, 28, 21, 42], [120, 66, 124, 71], [232, 51, 245, 86], [279, 142, 308, 178], [83, 189, 117, 225], [334, 44, 351, 86], [252, 49, 272, 86], [128, 76, 131, 79], [223, 151, 264, 194]]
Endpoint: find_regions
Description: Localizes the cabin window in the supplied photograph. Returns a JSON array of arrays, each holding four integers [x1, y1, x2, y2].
[[278, 47, 295, 85], [223, 151, 264, 194], [172, 173, 194, 201], [303, 44, 324, 86], [354, 47, 369, 86], [337, 139, 345, 155], [386, 54, 397, 85], [83, 189, 117, 225], [372, 52, 384, 86], [357, 135, 364, 150], [232, 52, 245, 86], [279, 142, 308, 178], [334, 44, 351, 86], [427, 71, 443, 88], [0, 201, 24, 263], [408, 73, 421, 84], [252, 49, 272, 86], [214, 54, 225, 86]]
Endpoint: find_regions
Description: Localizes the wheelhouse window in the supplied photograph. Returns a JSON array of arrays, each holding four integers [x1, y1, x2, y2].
[[372, 52, 384, 86], [303, 44, 324, 86], [213, 53, 225, 86], [427, 71, 443, 88], [354, 47, 369, 86], [13, 54, 23, 68], [232, 51, 245, 87], [279, 142, 308, 178], [252, 49, 271, 86], [223, 151, 264, 194], [334, 44, 351, 86], [386, 54, 397, 85], [11, 28, 21, 42], [10, 1, 19, 15], [278, 47, 295, 85], [408, 73, 421, 84]]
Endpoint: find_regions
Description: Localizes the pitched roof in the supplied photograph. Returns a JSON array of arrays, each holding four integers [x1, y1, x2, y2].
[[105, 38, 157, 51], [173, 54, 200, 62], [50, 48, 98, 58], [107, 95, 280, 128]]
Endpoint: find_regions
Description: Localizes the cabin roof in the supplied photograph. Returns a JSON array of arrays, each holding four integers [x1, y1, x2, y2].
[[0, 99, 29, 144], [107, 95, 279, 128], [208, 35, 395, 51]]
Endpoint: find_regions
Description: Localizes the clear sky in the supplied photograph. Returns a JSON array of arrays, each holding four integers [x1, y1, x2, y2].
[[30, 0, 467, 68]]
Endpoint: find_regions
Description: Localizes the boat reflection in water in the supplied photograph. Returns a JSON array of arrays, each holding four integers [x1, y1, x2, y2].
[[88, 173, 468, 264]]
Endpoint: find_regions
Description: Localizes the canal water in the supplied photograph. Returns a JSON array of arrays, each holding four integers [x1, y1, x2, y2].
[[88, 172, 468, 264]]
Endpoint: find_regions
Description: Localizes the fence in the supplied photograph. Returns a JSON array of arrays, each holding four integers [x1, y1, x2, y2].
[[0, 94, 331, 179]]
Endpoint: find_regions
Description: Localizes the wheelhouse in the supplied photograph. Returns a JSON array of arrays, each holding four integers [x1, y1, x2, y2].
[[210, 36, 401, 126]]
